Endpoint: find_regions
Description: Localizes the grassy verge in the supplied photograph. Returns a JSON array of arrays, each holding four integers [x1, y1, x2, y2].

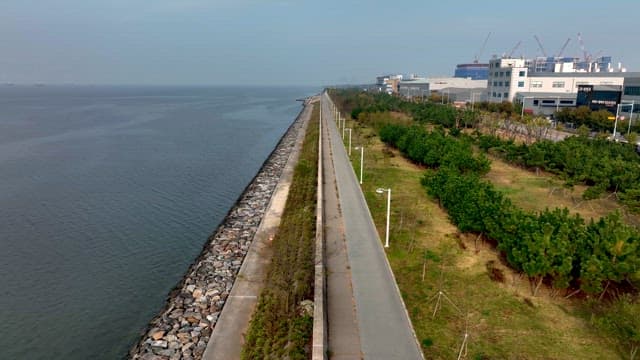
[[341, 116, 620, 359], [485, 155, 640, 226], [241, 103, 319, 360]]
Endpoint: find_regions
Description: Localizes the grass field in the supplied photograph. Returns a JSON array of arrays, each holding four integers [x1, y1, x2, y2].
[[341, 118, 622, 359], [486, 155, 640, 226]]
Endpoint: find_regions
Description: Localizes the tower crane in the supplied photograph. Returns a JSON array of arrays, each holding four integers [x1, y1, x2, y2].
[[507, 40, 522, 58], [534, 35, 547, 57], [555, 38, 571, 58], [577, 32, 590, 62], [473, 32, 491, 64]]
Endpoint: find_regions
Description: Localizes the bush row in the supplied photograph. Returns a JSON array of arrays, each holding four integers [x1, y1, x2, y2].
[[379, 123, 640, 296]]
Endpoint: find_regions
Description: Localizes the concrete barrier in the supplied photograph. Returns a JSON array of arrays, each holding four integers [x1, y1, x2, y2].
[[312, 94, 327, 360]]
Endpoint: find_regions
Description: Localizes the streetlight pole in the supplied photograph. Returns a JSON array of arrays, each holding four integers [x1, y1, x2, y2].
[[613, 104, 623, 139], [626, 101, 635, 135], [355, 146, 364, 184], [342, 119, 346, 139], [346, 128, 352, 155], [471, 92, 481, 111], [521, 96, 534, 119], [376, 188, 391, 248]]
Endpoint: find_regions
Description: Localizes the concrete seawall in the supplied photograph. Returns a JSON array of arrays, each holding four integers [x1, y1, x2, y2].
[[129, 100, 311, 360]]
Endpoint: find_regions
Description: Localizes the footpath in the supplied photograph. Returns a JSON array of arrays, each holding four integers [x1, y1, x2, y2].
[[321, 94, 424, 360]]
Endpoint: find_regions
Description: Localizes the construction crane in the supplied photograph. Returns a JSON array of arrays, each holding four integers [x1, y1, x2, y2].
[[507, 40, 522, 58], [534, 35, 547, 57], [473, 32, 491, 64], [577, 32, 590, 62], [555, 38, 571, 58]]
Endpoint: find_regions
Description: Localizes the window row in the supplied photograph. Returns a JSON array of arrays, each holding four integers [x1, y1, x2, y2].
[[491, 92, 510, 98], [492, 81, 511, 87], [624, 86, 640, 96], [492, 71, 512, 78]]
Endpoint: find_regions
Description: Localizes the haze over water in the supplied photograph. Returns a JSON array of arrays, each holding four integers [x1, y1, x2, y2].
[[0, 85, 315, 359]]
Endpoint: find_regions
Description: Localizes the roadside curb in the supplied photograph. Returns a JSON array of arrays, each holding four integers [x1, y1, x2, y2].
[[312, 94, 327, 360]]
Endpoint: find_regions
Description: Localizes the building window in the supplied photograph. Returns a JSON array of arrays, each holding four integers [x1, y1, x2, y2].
[[552, 81, 565, 88], [504, 82, 509, 88], [498, 81, 503, 86], [499, 72, 504, 77], [542, 99, 556, 104], [492, 92, 496, 97], [498, 93, 502, 97], [493, 81, 497, 86], [518, 81, 525, 88], [531, 81, 543, 88], [504, 92, 509, 98], [560, 100, 573, 105], [506, 71, 511, 77], [533, 99, 539, 105], [519, 70, 526, 77], [624, 86, 640, 96]]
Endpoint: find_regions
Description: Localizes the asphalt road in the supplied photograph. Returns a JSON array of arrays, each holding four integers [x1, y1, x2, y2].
[[321, 93, 423, 360]]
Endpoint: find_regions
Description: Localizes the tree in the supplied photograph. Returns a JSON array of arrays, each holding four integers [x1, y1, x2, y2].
[[577, 124, 591, 138]]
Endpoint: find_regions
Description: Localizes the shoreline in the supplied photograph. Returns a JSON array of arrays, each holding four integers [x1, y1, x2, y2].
[[129, 99, 312, 360]]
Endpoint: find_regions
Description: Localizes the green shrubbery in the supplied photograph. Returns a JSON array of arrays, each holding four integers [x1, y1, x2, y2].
[[476, 133, 640, 208], [379, 123, 640, 297]]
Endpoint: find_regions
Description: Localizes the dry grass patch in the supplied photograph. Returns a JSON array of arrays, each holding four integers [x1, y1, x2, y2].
[[486, 155, 640, 226]]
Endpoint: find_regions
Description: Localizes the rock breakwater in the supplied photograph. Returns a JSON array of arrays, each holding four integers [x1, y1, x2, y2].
[[129, 104, 308, 360]]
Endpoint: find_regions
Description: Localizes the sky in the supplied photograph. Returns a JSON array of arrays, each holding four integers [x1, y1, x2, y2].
[[1, 0, 639, 86]]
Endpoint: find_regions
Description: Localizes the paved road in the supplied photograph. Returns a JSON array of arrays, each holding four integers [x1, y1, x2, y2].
[[321, 93, 423, 360], [321, 96, 363, 359]]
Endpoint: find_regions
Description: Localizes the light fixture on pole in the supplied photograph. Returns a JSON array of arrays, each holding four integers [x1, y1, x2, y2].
[[354, 146, 364, 184], [613, 104, 628, 140], [471, 92, 481, 111], [625, 100, 636, 135], [520, 96, 534, 119], [376, 187, 391, 248]]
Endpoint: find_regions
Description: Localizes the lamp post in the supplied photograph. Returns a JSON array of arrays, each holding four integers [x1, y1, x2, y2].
[[441, 89, 450, 104], [520, 96, 534, 119], [342, 119, 346, 139], [471, 92, 481, 111], [346, 128, 352, 155], [376, 187, 391, 248], [624, 101, 636, 135], [354, 146, 364, 184]]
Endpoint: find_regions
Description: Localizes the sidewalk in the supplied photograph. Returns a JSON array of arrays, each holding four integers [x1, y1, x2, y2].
[[322, 94, 423, 360]]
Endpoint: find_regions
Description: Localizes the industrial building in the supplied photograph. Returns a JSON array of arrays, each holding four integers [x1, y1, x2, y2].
[[454, 63, 489, 80], [486, 54, 638, 117]]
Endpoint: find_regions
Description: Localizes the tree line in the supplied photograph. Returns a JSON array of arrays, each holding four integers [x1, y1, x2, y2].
[[476, 133, 640, 211], [379, 123, 640, 298]]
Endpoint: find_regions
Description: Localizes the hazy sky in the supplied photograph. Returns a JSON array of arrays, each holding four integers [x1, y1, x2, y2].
[[1, 0, 639, 86]]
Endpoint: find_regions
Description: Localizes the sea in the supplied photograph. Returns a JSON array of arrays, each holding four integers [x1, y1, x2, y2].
[[0, 85, 317, 359]]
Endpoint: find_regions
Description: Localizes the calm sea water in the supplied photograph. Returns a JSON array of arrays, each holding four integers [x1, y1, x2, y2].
[[0, 85, 316, 359]]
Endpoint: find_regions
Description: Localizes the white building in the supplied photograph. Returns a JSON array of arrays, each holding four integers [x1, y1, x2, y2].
[[488, 57, 630, 103]]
